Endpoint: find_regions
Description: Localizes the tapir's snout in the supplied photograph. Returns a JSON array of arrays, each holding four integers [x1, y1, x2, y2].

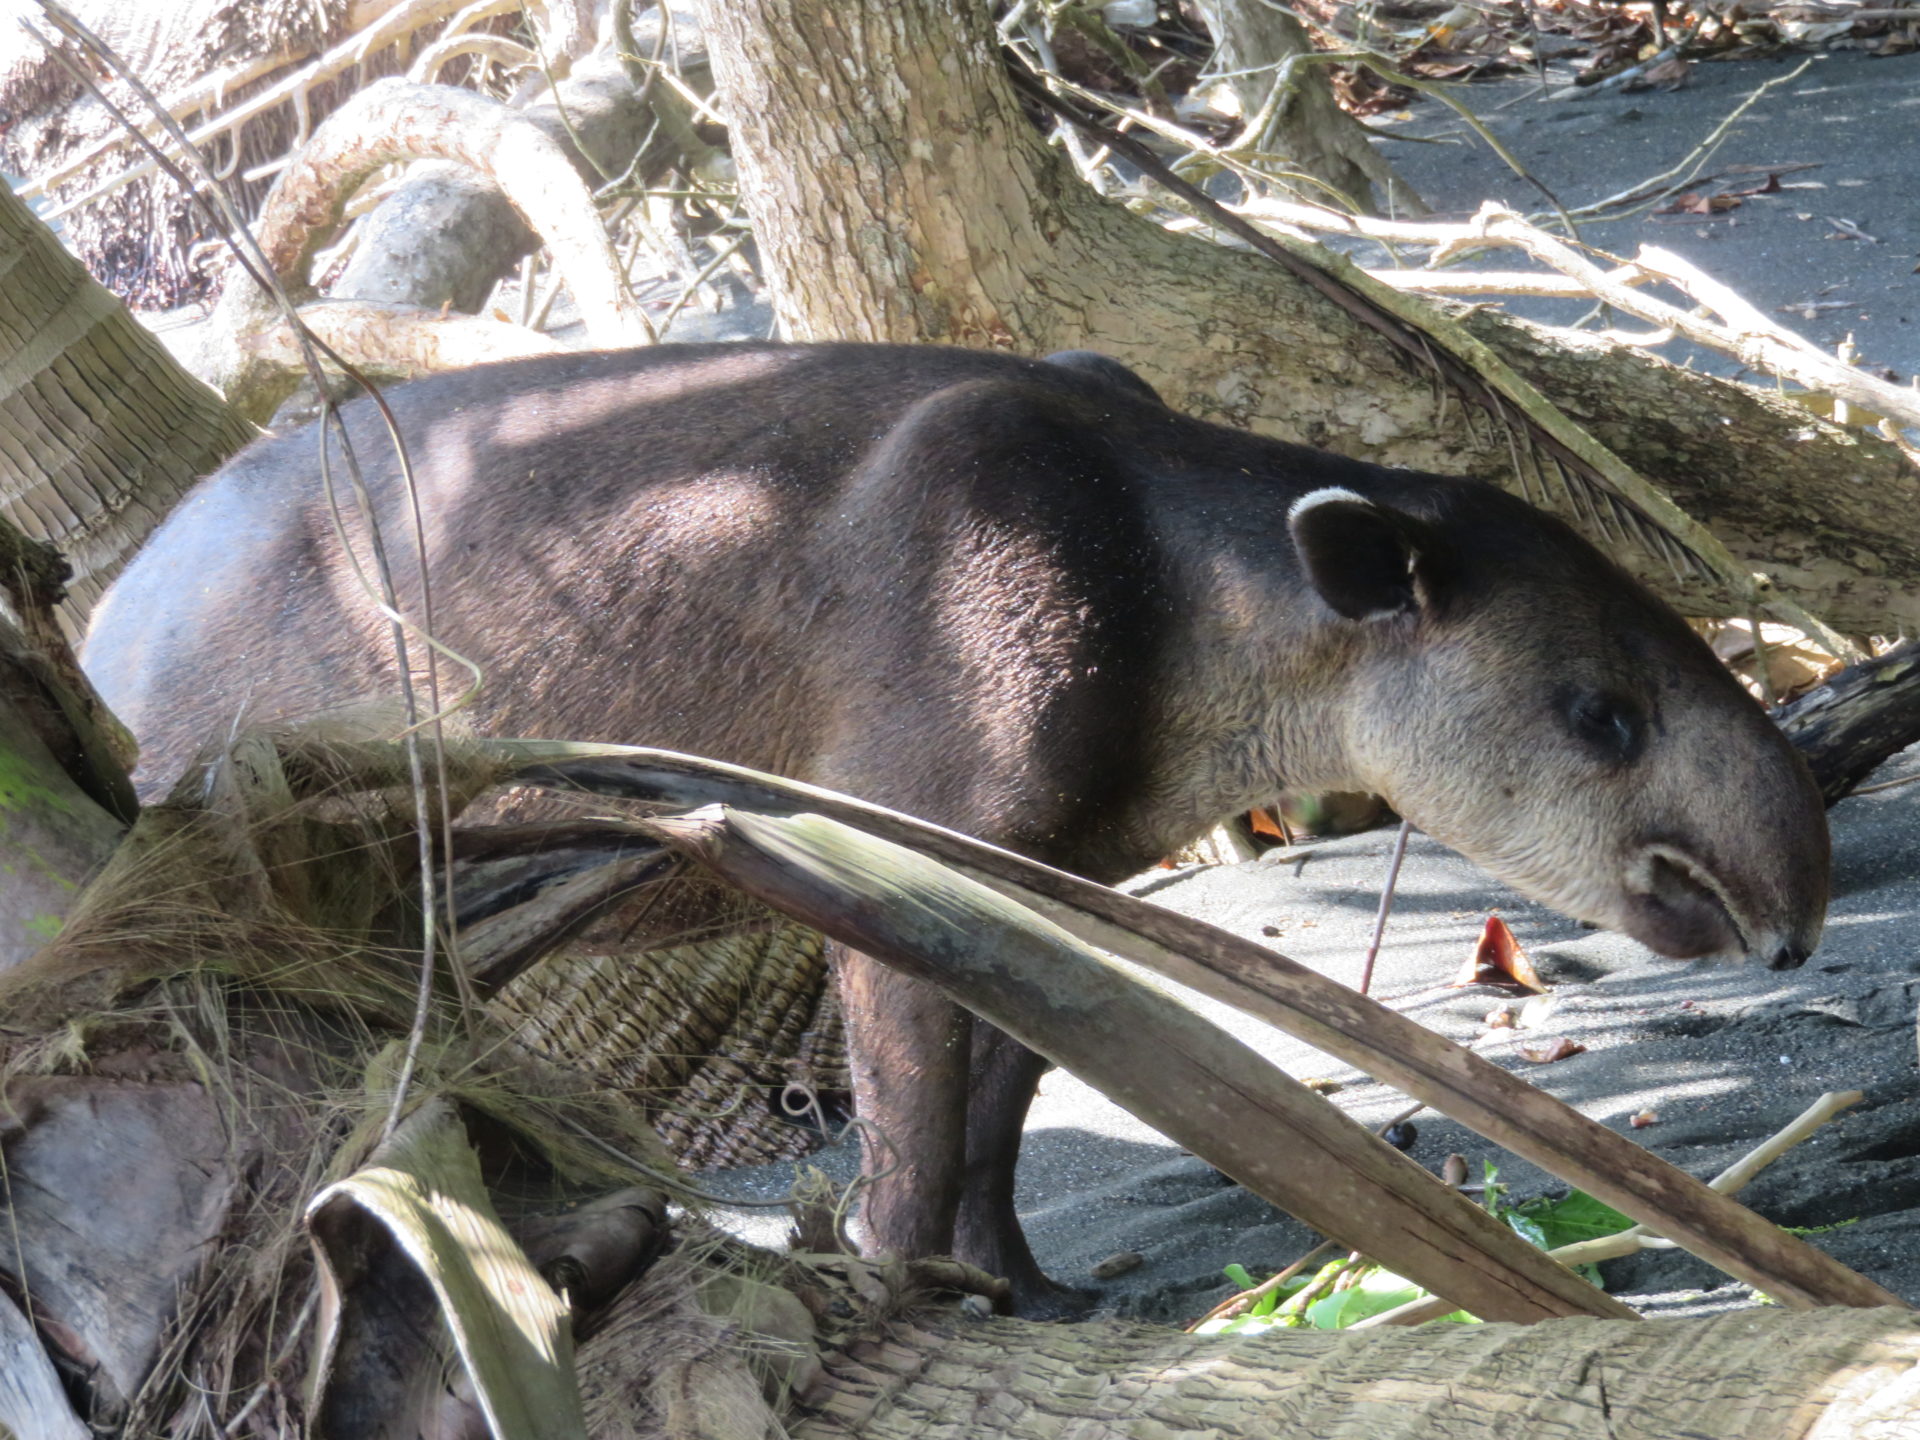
[[1614, 728, 1828, 971], [1617, 849, 1824, 968], [1768, 940, 1813, 971]]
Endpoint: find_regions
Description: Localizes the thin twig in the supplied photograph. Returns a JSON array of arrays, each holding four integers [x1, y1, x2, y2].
[[1568, 59, 1815, 220], [1358, 819, 1412, 997], [1852, 771, 1920, 797], [655, 226, 752, 339]]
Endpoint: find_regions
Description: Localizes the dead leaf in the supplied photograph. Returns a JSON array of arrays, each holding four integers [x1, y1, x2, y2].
[[1247, 806, 1288, 840], [1516, 1036, 1586, 1063], [1516, 994, 1559, 1029], [1441, 1153, 1470, 1187], [1451, 915, 1549, 992], [1091, 1250, 1145, 1279], [1484, 1004, 1518, 1029], [1625, 55, 1692, 90], [1630, 1109, 1660, 1128]]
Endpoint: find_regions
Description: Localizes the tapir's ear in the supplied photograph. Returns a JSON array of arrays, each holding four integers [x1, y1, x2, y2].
[[1287, 487, 1427, 621]]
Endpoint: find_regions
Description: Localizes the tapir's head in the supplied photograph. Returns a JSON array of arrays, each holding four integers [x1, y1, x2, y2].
[[1289, 482, 1829, 969]]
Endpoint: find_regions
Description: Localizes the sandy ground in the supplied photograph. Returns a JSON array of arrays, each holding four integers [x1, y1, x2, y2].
[[699, 50, 1920, 1327], [1376, 47, 1920, 380]]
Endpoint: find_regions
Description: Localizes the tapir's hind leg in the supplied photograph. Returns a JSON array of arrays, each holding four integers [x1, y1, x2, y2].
[[954, 1022, 1095, 1317], [837, 948, 972, 1262]]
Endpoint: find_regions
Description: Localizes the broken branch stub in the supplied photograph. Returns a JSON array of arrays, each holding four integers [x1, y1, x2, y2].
[[643, 803, 1633, 1324]]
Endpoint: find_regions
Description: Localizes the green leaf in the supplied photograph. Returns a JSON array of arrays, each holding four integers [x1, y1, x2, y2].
[[1513, 1189, 1637, 1250], [1503, 1211, 1553, 1251], [1303, 1269, 1477, 1329], [1222, 1263, 1257, 1289]]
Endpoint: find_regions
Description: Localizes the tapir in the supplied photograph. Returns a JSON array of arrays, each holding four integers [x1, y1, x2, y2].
[[83, 342, 1830, 1313]]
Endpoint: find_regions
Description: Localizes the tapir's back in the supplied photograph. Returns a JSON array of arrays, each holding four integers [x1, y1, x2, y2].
[[85, 341, 1833, 963], [83, 343, 1248, 866]]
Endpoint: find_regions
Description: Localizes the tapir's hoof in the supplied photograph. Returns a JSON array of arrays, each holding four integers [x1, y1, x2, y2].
[[999, 1271, 1099, 1321]]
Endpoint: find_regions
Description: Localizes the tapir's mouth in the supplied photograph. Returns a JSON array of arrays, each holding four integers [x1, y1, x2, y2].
[[1621, 845, 1749, 962]]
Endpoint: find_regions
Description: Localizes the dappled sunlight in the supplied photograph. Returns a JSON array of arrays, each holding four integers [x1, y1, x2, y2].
[[484, 348, 809, 446]]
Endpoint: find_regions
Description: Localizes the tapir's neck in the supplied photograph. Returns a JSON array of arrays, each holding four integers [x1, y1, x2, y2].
[[1120, 533, 1377, 863]]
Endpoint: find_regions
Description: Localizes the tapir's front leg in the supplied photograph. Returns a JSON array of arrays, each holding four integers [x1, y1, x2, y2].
[[837, 947, 971, 1262], [953, 1023, 1093, 1318]]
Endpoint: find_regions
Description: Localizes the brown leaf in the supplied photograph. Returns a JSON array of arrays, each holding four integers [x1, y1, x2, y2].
[[1517, 1036, 1586, 1063], [1247, 806, 1288, 840], [1626, 55, 1694, 90], [1630, 1109, 1660, 1128], [1451, 915, 1549, 992], [1484, 1004, 1518, 1029]]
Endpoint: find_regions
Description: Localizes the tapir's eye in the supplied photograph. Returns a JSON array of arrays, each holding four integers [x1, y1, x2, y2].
[[1563, 688, 1646, 763]]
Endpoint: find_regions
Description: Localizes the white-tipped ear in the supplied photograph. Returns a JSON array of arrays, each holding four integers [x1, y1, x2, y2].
[[1287, 486, 1373, 525], [1287, 486, 1427, 621]]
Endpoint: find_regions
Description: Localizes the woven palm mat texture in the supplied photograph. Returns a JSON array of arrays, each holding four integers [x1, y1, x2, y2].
[[494, 914, 849, 1170]]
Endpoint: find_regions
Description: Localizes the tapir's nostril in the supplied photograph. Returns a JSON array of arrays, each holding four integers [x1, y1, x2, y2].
[[1768, 941, 1811, 971]]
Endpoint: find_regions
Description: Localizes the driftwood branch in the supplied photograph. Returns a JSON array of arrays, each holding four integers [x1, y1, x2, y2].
[[502, 741, 1905, 1314], [1779, 641, 1920, 803], [242, 299, 573, 382], [201, 77, 651, 419], [1237, 196, 1920, 438]]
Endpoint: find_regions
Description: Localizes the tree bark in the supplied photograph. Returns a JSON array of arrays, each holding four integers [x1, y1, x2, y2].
[[1778, 641, 1920, 803], [0, 178, 256, 634], [696, 0, 1920, 635], [0, 602, 127, 973], [790, 1305, 1920, 1440], [1186, 0, 1423, 215]]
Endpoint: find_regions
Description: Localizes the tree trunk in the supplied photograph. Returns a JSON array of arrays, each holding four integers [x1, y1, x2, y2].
[[789, 1305, 1920, 1440], [696, 0, 1920, 635], [1186, 0, 1423, 215], [0, 602, 127, 972], [0, 179, 255, 635]]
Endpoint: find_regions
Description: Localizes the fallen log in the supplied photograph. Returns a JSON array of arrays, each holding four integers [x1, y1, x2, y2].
[[1778, 640, 1920, 803], [787, 1304, 1920, 1440]]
